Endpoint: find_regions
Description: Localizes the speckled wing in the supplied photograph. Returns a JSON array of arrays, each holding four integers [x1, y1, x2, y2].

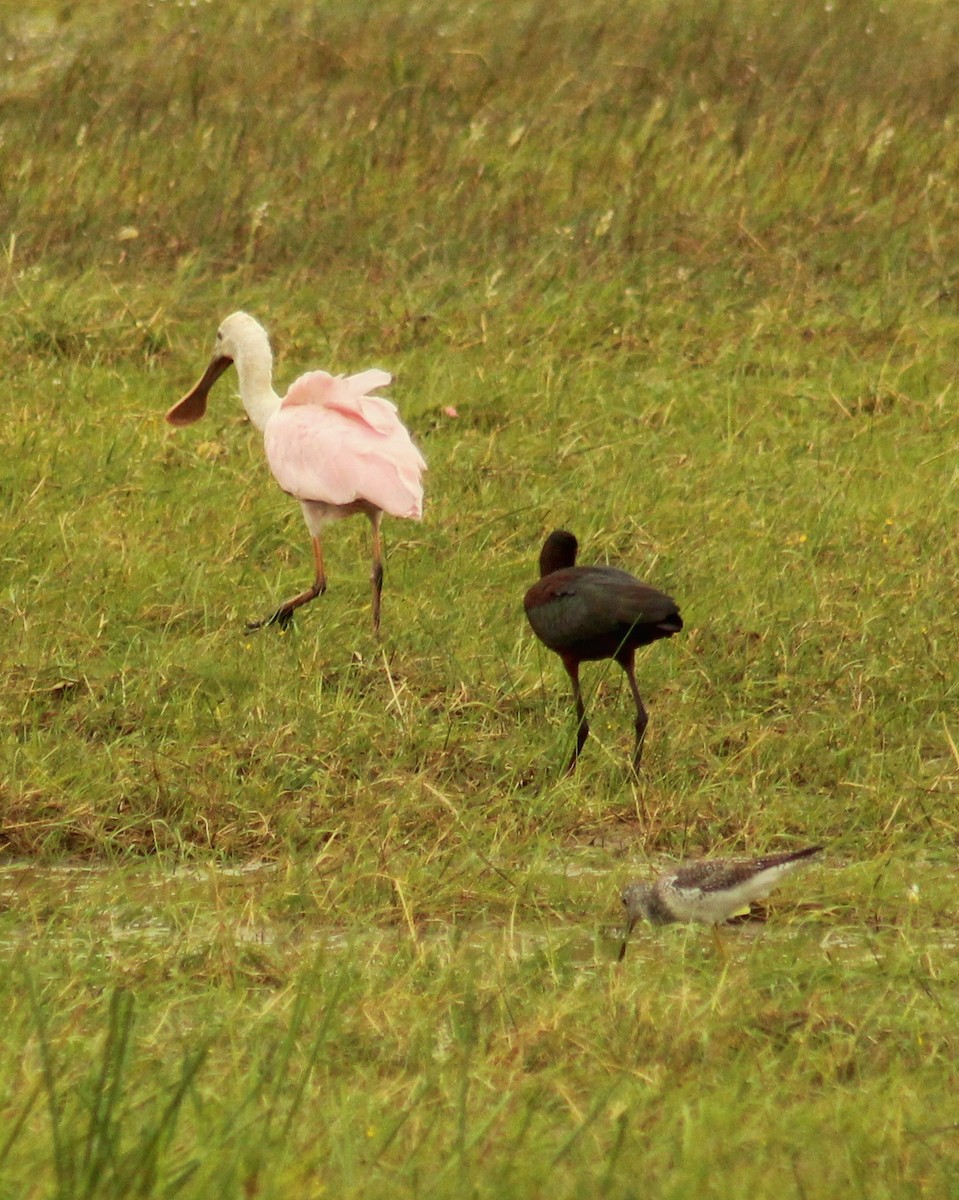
[[670, 858, 767, 895], [670, 848, 822, 902]]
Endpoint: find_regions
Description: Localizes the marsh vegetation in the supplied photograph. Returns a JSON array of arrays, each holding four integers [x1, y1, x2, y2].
[[1, 0, 957, 1195]]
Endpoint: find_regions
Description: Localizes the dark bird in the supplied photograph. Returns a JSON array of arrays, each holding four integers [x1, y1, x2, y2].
[[523, 530, 682, 774]]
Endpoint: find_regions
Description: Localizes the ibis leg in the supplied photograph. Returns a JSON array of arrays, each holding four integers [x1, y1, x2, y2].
[[247, 535, 327, 631], [564, 658, 590, 774], [621, 653, 649, 773]]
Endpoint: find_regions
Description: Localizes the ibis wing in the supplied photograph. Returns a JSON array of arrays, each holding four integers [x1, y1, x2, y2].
[[525, 567, 679, 649], [579, 568, 680, 627]]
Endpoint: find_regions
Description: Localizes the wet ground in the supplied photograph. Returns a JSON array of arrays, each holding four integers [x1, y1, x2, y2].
[[1, 854, 934, 968]]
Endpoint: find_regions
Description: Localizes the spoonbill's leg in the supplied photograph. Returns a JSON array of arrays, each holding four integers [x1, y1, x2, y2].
[[247, 535, 327, 631], [370, 511, 384, 633]]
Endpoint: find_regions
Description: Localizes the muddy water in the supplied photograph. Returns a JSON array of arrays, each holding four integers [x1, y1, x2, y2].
[[0, 857, 627, 962], [0, 857, 941, 963], [0, 859, 290, 948]]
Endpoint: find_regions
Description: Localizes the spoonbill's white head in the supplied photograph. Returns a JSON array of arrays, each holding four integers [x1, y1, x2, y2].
[[166, 311, 274, 428], [213, 312, 271, 369]]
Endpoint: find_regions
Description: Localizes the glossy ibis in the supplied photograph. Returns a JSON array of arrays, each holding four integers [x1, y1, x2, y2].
[[524, 529, 682, 773], [166, 312, 426, 632]]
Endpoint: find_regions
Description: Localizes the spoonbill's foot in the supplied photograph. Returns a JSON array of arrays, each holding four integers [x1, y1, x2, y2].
[[246, 606, 295, 632]]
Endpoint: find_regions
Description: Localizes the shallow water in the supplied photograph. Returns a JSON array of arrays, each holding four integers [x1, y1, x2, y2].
[[0, 856, 946, 962]]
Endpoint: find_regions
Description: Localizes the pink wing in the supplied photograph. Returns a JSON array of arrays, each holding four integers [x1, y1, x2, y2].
[[264, 370, 426, 518]]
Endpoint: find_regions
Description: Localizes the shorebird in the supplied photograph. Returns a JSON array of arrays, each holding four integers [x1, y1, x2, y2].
[[166, 312, 426, 632], [619, 845, 823, 959], [523, 530, 682, 773]]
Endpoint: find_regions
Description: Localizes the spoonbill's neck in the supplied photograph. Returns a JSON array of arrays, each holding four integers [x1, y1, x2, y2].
[[233, 346, 281, 432]]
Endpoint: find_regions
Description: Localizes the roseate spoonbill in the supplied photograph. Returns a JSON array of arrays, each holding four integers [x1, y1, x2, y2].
[[166, 312, 426, 632], [523, 530, 682, 773], [618, 845, 823, 959]]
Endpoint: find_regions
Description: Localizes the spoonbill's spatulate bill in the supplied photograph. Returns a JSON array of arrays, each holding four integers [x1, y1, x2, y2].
[[618, 845, 823, 959], [166, 312, 426, 632], [523, 530, 682, 774]]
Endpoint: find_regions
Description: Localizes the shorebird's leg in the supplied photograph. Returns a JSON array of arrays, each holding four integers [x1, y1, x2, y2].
[[710, 924, 728, 961], [369, 511, 384, 633], [620, 652, 649, 773], [618, 915, 637, 962], [247, 535, 327, 631], [563, 657, 589, 774]]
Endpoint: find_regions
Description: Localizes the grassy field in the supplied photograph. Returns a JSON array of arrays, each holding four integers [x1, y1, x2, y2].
[[1, 0, 958, 1194]]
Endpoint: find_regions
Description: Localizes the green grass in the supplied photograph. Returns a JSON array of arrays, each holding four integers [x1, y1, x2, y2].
[[1, 0, 958, 1194]]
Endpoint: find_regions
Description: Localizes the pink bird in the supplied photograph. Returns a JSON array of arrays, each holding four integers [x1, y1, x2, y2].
[[166, 312, 426, 632]]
